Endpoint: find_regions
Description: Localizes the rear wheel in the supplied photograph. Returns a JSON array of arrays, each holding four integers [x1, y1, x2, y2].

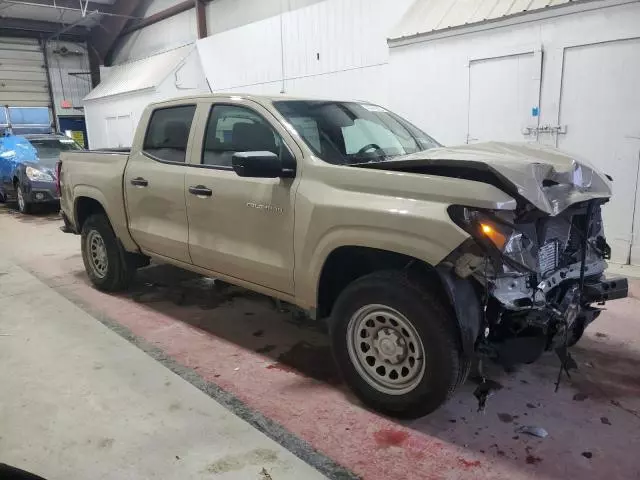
[[330, 270, 464, 418], [81, 214, 136, 291]]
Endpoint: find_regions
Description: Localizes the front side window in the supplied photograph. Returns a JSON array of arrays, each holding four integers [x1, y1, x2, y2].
[[273, 101, 440, 165], [202, 104, 293, 168], [143, 105, 196, 163]]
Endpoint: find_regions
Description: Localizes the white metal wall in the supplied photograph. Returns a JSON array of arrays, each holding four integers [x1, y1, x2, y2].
[[110, 0, 320, 65], [205, 0, 324, 36], [111, 7, 197, 64], [196, 0, 413, 105], [84, 48, 209, 149], [388, 0, 640, 264]]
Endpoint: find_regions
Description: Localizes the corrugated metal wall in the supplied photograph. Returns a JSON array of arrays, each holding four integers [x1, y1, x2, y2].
[[391, 0, 575, 39], [0, 37, 50, 107], [196, 0, 414, 102], [46, 40, 92, 117], [110, 0, 327, 66]]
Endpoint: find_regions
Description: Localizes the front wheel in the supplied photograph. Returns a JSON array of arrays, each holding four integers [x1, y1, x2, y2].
[[16, 184, 32, 214], [81, 214, 136, 291], [330, 270, 464, 418]]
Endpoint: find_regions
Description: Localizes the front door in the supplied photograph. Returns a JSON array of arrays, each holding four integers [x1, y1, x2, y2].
[[185, 100, 299, 294], [124, 104, 196, 263]]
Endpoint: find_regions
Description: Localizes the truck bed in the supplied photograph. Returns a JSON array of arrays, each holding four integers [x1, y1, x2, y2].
[[59, 150, 137, 251]]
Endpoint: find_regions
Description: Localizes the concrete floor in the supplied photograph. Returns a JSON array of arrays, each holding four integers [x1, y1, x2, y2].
[[1, 204, 639, 480], [0, 260, 326, 479]]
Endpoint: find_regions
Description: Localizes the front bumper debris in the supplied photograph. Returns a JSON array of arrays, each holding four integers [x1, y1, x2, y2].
[[583, 276, 628, 303]]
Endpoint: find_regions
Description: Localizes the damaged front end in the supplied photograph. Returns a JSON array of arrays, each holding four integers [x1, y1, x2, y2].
[[444, 199, 628, 369]]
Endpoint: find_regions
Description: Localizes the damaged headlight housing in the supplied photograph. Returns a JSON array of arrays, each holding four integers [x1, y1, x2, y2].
[[448, 205, 537, 273]]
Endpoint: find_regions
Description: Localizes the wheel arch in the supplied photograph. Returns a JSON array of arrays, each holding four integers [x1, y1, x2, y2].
[[314, 244, 480, 356], [70, 185, 140, 253], [74, 193, 110, 233]]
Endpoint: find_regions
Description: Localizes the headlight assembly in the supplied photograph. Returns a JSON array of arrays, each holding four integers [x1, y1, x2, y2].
[[26, 166, 54, 182], [448, 205, 537, 273]]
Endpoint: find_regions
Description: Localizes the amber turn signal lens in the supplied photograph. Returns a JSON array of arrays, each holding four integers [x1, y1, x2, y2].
[[480, 223, 507, 249]]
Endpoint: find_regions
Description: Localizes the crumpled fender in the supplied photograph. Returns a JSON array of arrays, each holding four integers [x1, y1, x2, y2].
[[436, 265, 482, 355]]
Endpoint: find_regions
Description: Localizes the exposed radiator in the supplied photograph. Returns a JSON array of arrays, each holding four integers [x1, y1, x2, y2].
[[538, 240, 559, 276]]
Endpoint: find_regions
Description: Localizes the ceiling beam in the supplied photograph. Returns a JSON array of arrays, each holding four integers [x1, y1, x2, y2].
[[120, 1, 194, 36], [196, 0, 207, 39], [0, 17, 89, 40], [88, 0, 143, 62], [0, 0, 111, 12]]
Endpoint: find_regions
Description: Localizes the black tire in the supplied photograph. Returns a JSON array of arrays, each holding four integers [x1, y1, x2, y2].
[[16, 184, 32, 214], [81, 214, 136, 291], [330, 270, 463, 419]]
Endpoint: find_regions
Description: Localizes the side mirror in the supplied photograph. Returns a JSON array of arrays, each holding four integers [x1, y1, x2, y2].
[[232, 151, 283, 178]]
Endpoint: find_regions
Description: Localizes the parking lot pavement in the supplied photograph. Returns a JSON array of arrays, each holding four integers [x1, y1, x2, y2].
[[1, 204, 640, 480]]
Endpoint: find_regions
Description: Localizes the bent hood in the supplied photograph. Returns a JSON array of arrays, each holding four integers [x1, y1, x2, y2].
[[358, 142, 612, 215]]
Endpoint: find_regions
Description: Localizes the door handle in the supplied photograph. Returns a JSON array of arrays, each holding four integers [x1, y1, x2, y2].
[[188, 185, 213, 197], [130, 177, 148, 187]]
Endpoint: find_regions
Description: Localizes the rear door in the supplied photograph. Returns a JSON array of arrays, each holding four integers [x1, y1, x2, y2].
[[184, 99, 299, 294], [124, 104, 195, 263]]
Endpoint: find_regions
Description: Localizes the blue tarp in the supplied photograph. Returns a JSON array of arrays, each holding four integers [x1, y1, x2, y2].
[[0, 135, 40, 185]]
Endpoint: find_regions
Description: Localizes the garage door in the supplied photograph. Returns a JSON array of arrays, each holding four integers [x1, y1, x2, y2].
[[558, 38, 640, 265], [0, 37, 50, 107], [467, 52, 540, 143]]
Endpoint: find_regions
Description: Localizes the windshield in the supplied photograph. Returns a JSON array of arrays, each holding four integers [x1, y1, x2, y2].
[[28, 137, 82, 159], [273, 100, 440, 165]]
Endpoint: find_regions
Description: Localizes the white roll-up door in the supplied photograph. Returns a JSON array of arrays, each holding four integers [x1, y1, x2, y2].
[[0, 37, 50, 107]]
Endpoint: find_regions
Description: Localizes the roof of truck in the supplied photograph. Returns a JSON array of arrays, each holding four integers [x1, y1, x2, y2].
[[150, 93, 376, 106]]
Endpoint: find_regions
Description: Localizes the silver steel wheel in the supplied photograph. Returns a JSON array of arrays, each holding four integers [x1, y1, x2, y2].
[[346, 304, 426, 395], [87, 230, 108, 279], [17, 185, 25, 212]]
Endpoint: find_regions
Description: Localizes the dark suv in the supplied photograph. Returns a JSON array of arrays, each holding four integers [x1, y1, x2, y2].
[[0, 134, 82, 213]]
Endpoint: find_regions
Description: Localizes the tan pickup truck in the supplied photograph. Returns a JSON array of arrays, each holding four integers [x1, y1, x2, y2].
[[59, 94, 627, 417]]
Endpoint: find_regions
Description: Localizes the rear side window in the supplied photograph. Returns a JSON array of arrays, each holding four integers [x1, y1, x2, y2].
[[143, 105, 196, 163]]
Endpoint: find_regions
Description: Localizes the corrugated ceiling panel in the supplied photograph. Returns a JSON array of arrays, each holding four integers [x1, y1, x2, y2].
[[438, 0, 481, 30], [0, 37, 49, 107], [467, 0, 501, 24], [391, 0, 574, 39], [529, 0, 554, 8], [491, 0, 520, 18], [84, 44, 193, 101]]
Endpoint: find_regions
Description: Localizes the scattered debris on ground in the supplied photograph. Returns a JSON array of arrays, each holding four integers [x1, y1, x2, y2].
[[516, 425, 549, 438]]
